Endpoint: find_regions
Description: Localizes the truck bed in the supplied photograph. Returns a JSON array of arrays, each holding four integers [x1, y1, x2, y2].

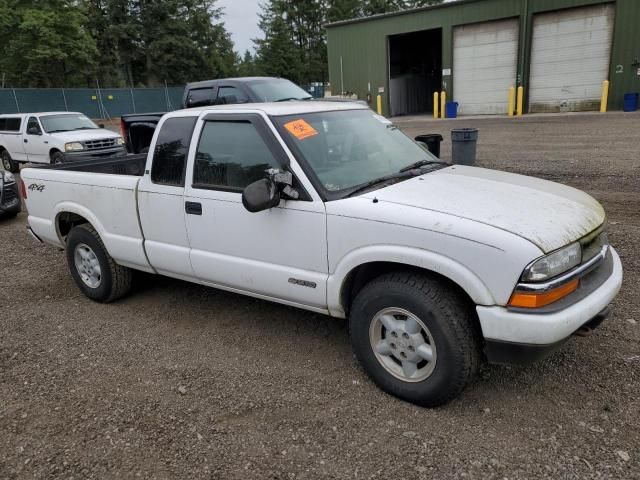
[[21, 158, 152, 273], [40, 153, 148, 176]]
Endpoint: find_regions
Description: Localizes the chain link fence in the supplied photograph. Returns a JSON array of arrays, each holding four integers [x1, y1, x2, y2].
[[0, 87, 185, 119]]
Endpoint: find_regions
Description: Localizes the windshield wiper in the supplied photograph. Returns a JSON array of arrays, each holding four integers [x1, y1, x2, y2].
[[72, 127, 97, 130], [275, 97, 312, 102], [345, 171, 415, 198], [398, 159, 445, 173], [46, 129, 69, 133]]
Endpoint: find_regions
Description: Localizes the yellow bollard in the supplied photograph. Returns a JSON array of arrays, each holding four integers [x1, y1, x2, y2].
[[433, 92, 439, 119], [440, 91, 446, 119], [376, 94, 382, 115], [508, 86, 515, 117], [600, 80, 609, 112], [516, 86, 524, 116]]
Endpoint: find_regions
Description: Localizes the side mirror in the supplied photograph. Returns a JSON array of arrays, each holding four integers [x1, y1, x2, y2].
[[27, 127, 41, 135], [242, 178, 281, 213]]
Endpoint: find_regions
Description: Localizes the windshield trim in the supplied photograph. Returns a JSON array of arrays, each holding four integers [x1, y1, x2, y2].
[[271, 110, 439, 202]]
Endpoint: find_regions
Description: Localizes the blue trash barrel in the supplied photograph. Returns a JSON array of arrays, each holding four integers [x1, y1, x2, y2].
[[445, 101, 459, 119], [623, 93, 639, 112]]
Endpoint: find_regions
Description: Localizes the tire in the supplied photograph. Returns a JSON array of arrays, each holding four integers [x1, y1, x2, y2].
[[51, 151, 65, 164], [349, 272, 481, 407], [66, 224, 133, 303], [1, 150, 20, 173]]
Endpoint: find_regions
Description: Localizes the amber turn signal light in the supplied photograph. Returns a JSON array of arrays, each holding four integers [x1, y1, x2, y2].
[[509, 278, 579, 308]]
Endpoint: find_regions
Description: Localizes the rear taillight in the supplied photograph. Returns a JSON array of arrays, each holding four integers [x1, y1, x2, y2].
[[19, 178, 27, 199], [120, 118, 126, 140]]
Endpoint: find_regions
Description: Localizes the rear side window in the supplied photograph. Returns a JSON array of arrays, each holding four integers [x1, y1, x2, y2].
[[193, 121, 280, 190], [0, 117, 21, 132], [151, 117, 197, 187], [186, 88, 213, 108], [216, 86, 248, 105]]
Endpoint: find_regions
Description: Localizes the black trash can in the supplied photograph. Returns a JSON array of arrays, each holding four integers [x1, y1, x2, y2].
[[451, 128, 479, 165], [415, 134, 443, 158]]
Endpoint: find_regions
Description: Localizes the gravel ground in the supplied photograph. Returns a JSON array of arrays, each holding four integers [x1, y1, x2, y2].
[[1, 112, 638, 479]]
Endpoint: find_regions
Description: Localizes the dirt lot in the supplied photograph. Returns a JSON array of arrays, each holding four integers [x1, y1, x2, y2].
[[1, 112, 638, 479]]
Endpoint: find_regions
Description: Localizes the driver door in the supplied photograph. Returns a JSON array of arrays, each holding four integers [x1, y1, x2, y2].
[[23, 116, 49, 164], [184, 113, 328, 310]]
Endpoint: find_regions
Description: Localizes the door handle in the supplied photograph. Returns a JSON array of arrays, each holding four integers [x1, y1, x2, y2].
[[23, 139, 28, 143], [185, 201, 202, 215]]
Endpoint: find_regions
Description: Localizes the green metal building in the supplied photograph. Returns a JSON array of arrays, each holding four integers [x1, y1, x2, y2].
[[327, 0, 640, 117]]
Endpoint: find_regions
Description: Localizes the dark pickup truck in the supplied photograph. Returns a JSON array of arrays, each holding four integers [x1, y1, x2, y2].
[[120, 77, 315, 153]]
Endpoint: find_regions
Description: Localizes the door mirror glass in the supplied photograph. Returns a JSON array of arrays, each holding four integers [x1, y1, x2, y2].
[[27, 126, 41, 135], [242, 178, 280, 213]]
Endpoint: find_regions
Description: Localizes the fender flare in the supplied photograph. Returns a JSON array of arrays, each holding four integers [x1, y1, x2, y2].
[[54, 202, 110, 248], [327, 245, 495, 317]]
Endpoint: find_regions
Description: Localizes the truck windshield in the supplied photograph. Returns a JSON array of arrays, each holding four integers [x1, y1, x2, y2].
[[275, 109, 440, 197], [40, 114, 99, 133], [248, 79, 312, 102]]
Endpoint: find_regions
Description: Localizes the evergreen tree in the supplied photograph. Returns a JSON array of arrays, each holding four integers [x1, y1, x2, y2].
[[238, 50, 259, 77], [0, 0, 98, 87], [255, 10, 303, 83]]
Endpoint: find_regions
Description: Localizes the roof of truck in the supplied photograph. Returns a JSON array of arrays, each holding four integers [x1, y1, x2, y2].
[[178, 101, 369, 117], [0, 112, 83, 117]]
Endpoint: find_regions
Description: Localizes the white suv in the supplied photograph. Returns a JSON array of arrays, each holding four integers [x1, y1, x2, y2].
[[0, 112, 125, 173]]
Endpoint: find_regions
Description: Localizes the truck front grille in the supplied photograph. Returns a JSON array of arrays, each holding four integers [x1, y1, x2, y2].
[[84, 138, 117, 150]]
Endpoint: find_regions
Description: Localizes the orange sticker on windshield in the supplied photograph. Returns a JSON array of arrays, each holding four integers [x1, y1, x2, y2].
[[284, 119, 318, 140]]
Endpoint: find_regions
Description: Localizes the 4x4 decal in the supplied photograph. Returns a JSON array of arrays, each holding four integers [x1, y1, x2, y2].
[[28, 183, 45, 192]]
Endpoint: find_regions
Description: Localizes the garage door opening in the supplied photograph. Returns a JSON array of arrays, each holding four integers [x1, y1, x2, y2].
[[388, 29, 442, 117]]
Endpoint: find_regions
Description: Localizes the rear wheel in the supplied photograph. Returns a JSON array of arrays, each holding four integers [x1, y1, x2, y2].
[[349, 272, 481, 407], [1, 150, 20, 173], [66, 224, 133, 302]]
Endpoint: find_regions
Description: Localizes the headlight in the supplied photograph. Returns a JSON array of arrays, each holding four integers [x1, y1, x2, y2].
[[521, 242, 581, 282], [65, 142, 84, 152], [117, 137, 125, 145], [3, 172, 15, 184]]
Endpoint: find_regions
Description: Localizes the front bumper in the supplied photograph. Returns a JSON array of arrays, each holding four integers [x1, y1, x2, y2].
[[477, 247, 623, 363]]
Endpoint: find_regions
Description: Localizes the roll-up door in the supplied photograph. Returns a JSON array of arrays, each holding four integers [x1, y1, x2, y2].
[[453, 18, 519, 115], [529, 4, 614, 113]]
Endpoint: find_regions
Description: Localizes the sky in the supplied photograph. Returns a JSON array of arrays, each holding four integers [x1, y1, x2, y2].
[[219, 0, 262, 54]]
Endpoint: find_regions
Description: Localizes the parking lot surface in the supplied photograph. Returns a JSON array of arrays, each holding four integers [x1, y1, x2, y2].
[[1, 112, 638, 479]]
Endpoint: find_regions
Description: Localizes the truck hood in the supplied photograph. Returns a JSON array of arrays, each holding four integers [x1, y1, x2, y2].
[[361, 165, 605, 253], [49, 130, 121, 142]]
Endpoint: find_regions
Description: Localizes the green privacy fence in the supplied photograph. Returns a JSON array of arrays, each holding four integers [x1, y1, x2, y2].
[[0, 87, 185, 119]]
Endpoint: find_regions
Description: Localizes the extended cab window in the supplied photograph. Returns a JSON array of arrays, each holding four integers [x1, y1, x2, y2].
[[193, 121, 280, 190], [151, 117, 197, 186], [216, 86, 248, 105]]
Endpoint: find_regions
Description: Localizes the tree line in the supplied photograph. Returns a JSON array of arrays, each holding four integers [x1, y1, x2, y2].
[[0, 0, 442, 88]]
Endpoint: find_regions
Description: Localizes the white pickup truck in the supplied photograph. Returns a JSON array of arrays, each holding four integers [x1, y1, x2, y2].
[[21, 102, 623, 406], [0, 112, 125, 173]]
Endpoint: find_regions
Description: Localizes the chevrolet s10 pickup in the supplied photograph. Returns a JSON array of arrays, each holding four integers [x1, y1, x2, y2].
[[21, 102, 623, 406]]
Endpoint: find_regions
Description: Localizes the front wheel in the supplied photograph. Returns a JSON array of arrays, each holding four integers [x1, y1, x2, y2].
[[349, 272, 481, 407], [2, 150, 20, 173], [51, 151, 65, 164], [66, 224, 133, 302]]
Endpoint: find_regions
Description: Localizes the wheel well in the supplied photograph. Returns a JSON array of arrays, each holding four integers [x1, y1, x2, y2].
[[57, 212, 90, 243], [340, 262, 478, 319], [50, 148, 61, 159]]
